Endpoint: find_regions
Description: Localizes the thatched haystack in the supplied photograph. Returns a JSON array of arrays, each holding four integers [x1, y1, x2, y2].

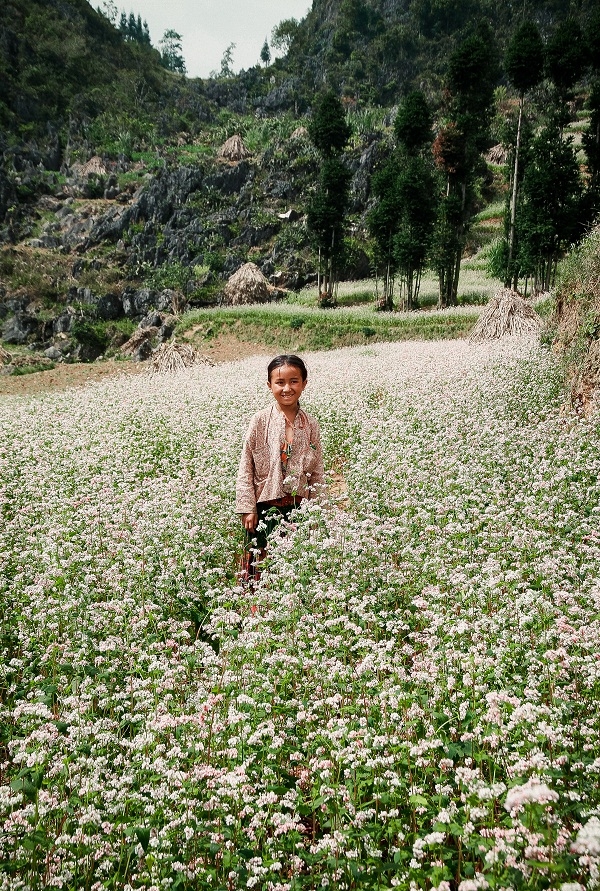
[[223, 262, 271, 305], [151, 340, 214, 373], [290, 126, 309, 141], [217, 135, 250, 162], [470, 289, 543, 341], [485, 144, 509, 166], [73, 155, 108, 177]]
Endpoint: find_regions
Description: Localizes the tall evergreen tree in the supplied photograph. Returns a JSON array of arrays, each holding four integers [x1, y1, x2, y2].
[[503, 20, 545, 288], [545, 18, 586, 105], [583, 11, 600, 214], [516, 121, 583, 293], [307, 91, 352, 305], [368, 91, 437, 310], [433, 26, 498, 307], [260, 38, 271, 66]]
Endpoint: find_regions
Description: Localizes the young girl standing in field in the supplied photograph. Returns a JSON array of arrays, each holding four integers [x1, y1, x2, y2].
[[236, 355, 325, 573]]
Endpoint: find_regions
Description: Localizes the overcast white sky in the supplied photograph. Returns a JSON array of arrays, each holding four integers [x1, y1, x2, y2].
[[101, 1, 312, 78]]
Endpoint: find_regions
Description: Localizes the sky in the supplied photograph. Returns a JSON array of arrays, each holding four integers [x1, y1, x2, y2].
[[100, 1, 312, 78]]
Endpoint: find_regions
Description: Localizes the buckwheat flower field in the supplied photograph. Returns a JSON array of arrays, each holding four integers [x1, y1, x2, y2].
[[1, 338, 600, 891]]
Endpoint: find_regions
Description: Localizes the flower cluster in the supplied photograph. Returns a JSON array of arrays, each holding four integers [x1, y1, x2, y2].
[[1, 337, 599, 889]]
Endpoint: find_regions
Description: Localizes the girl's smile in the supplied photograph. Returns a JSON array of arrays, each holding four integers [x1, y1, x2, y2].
[[267, 364, 307, 414]]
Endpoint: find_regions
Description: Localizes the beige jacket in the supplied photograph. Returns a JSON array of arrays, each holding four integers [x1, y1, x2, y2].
[[236, 404, 325, 513]]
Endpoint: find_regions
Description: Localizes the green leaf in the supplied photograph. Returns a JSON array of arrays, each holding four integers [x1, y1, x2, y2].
[[22, 829, 51, 850], [134, 826, 150, 852], [11, 778, 37, 801]]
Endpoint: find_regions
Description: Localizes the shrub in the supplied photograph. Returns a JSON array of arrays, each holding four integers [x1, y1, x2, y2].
[[71, 320, 109, 353]]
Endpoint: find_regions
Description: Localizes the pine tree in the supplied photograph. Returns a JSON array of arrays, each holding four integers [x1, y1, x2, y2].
[[434, 26, 498, 307], [503, 20, 544, 288], [260, 39, 271, 66], [368, 91, 437, 311], [516, 121, 583, 293], [545, 19, 586, 104], [307, 91, 352, 306]]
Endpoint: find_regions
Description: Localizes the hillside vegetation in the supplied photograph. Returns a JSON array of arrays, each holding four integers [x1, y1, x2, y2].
[[553, 224, 600, 413], [0, 0, 599, 382]]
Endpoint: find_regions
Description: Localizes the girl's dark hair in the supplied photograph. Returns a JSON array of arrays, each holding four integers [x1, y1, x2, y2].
[[267, 354, 308, 381]]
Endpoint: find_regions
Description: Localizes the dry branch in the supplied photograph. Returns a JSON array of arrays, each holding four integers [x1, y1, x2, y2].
[[120, 327, 159, 355]]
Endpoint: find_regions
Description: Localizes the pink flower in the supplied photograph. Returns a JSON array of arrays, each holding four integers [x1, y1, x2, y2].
[[504, 778, 559, 814]]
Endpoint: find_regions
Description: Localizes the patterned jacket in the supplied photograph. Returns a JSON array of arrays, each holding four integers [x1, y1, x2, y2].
[[236, 404, 325, 513]]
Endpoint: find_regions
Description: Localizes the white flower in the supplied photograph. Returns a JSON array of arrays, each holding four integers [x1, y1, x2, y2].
[[571, 817, 600, 857], [504, 778, 559, 814]]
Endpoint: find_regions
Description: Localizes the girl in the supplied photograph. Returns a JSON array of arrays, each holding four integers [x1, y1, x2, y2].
[[236, 355, 325, 574]]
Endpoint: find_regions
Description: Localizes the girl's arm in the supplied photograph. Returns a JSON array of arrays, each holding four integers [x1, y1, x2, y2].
[[236, 421, 259, 515]]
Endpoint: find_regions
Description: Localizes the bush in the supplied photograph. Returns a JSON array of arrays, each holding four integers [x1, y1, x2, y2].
[[71, 320, 109, 353]]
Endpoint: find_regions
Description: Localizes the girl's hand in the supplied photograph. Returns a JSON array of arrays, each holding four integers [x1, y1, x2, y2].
[[242, 511, 258, 532]]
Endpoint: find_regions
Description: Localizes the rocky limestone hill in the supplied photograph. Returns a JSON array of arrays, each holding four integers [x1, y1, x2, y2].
[[0, 128, 379, 365]]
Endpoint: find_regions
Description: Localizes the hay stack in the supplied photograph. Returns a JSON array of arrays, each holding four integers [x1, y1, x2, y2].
[[223, 262, 271, 305], [470, 289, 543, 342], [485, 144, 509, 165], [217, 135, 250, 162], [151, 340, 214, 373], [290, 126, 309, 141], [73, 155, 108, 177]]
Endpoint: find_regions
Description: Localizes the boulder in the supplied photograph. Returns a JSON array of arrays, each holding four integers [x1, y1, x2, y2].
[[72, 341, 103, 363], [2, 313, 42, 345], [277, 208, 301, 222], [121, 288, 158, 318], [53, 313, 73, 334], [96, 293, 123, 321], [205, 162, 251, 196], [140, 311, 163, 329]]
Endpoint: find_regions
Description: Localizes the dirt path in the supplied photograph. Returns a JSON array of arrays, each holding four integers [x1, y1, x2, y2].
[[0, 336, 272, 397]]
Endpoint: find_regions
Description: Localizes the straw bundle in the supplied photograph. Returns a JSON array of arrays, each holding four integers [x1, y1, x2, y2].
[[151, 340, 214, 373], [290, 126, 309, 141], [485, 144, 508, 166], [0, 345, 11, 365], [470, 289, 542, 342], [73, 155, 108, 177], [120, 327, 159, 355], [223, 262, 271, 305], [217, 135, 250, 162]]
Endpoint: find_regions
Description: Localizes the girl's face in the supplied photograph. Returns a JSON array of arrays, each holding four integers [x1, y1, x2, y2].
[[267, 364, 307, 412]]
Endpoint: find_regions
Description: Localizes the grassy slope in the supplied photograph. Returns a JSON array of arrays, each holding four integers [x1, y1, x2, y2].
[[552, 223, 600, 413]]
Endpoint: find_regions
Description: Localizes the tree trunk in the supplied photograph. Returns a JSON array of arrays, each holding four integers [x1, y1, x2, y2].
[[506, 92, 524, 287]]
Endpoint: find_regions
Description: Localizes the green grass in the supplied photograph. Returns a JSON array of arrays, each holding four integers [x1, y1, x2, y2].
[[289, 267, 500, 309], [176, 302, 481, 352], [10, 361, 56, 376], [209, 266, 499, 357], [472, 201, 505, 222]]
